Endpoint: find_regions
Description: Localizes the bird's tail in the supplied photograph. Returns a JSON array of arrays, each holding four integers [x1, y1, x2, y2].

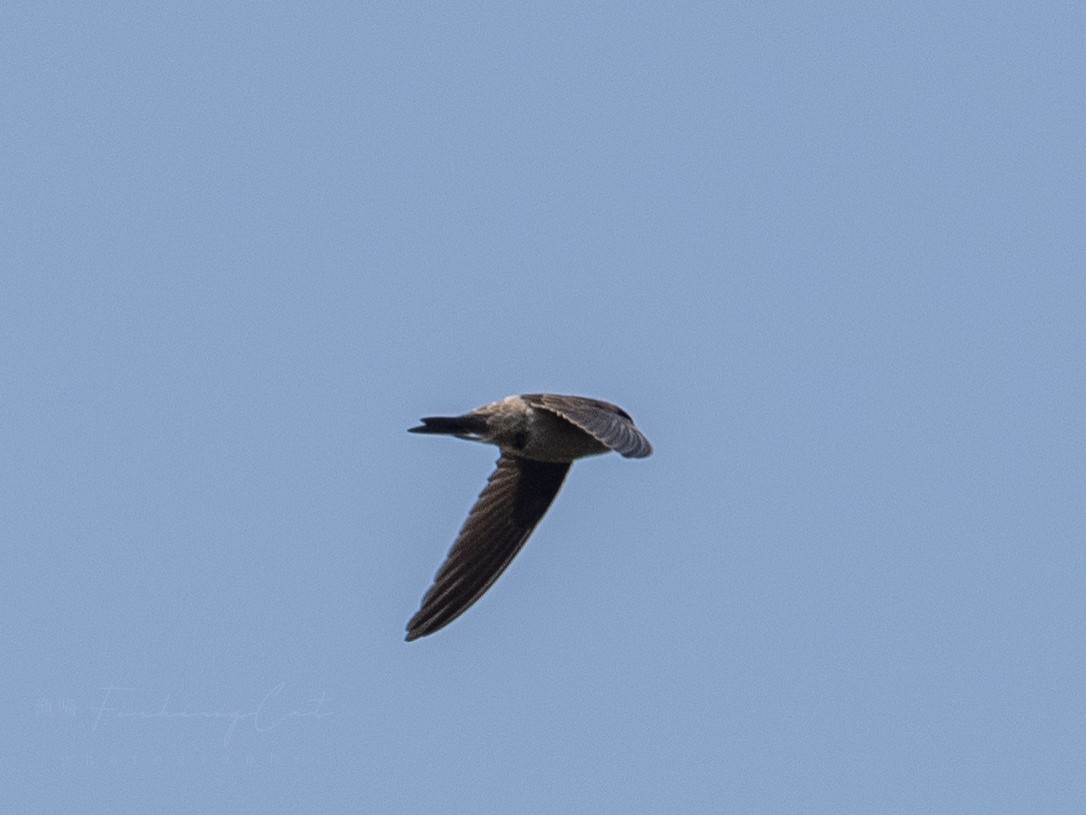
[[408, 415, 488, 437]]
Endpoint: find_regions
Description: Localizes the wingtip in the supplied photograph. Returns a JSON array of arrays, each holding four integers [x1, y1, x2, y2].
[[405, 611, 433, 641], [617, 438, 653, 458], [405, 621, 435, 641]]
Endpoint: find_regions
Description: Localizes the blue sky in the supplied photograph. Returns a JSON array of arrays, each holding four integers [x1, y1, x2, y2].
[[3, 3, 1084, 812]]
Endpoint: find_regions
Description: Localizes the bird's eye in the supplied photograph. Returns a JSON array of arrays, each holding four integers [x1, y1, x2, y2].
[[512, 431, 527, 449]]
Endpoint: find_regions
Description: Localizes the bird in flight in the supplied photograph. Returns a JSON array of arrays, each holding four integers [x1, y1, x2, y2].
[[405, 393, 652, 641]]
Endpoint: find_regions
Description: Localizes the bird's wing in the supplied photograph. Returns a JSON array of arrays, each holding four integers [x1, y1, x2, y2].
[[526, 394, 653, 459], [406, 454, 571, 640]]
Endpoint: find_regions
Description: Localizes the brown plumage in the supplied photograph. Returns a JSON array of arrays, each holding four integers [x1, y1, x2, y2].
[[405, 394, 652, 641]]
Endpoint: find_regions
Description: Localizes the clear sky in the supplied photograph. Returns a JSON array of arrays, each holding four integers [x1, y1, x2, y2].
[[4, 3, 1084, 813]]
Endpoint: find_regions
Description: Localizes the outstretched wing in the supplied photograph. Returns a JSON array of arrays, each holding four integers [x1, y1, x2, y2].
[[525, 394, 653, 458], [406, 454, 571, 641]]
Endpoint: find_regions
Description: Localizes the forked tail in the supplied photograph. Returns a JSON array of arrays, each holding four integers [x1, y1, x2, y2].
[[408, 415, 488, 437]]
